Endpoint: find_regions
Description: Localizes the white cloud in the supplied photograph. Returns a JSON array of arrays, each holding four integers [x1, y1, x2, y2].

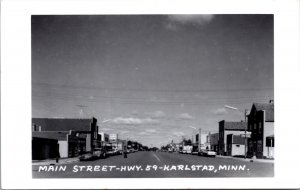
[[177, 113, 195, 120], [138, 131, 148, 135], [131, 110, 139, 116], [167, 15, 215, 26], [145, 129, 157, 133], [100, 128, 112, 131], [146, 110, 166, 118], [110, 117, 159, 126], [213, 108, 228, 115], [120, 130, 129, 134], [172, 131, 185, 137]]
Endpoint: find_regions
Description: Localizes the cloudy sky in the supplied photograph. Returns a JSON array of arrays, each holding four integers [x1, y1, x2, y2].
[[32, 15, 274, 147]]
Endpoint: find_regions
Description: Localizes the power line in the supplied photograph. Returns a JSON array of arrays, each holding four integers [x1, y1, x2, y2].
[[32, 81, 273, 93], [32, 93, 272, 106], [32, 88, 273, 102]]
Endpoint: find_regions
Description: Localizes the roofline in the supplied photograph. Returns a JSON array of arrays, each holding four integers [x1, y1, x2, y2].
[[32, 118, 93, 120], [224, 128, 246, 131]]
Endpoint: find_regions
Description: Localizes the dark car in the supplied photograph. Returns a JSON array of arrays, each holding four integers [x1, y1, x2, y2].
[[198, 149, 216, 157], [79, 153, 93, 161], [93, 148, 107, 159]]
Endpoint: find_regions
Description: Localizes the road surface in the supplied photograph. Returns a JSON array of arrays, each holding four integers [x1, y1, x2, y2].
[[32, 151, 274, 178]]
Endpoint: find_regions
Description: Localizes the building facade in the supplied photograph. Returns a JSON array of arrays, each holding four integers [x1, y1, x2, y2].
[[195, 133, 211, 150], [109, 133, 118, 142], [32, 117, 98, 160], [218, 120, 247, 156], [247, 101, 274, 159], [226, 134, 246, 156], [210, 133, 219, 152], [98, 132, 109, 143]]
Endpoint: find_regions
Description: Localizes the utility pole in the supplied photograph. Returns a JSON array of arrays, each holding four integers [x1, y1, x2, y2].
[[116, 133, 118, 152], [76, 104, 87, 118], [244, 109, 248, 159], [224, 105, 248, 159], [199, 128, 201, 151]]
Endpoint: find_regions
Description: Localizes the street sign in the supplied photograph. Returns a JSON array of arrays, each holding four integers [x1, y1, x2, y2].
[[239, 131, 251, 135], [240, 134, 251, 138]]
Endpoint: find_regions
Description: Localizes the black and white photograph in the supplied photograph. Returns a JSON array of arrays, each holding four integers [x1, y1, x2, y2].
[[1, 0, 300, 189], [31, 14, 274, 178]]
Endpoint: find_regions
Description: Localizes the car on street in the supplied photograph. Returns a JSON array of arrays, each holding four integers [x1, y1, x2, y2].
[[128, 149, 135, 153], [106, 149, 117, 156], [79, 153, 93, 161], [93, 148, 107, 159], [198, 149, 217, 157], [191, 151, 198, 155], [116, 150, 123, 155]]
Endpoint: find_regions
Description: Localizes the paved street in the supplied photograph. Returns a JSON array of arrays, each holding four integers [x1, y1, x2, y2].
[[32, 151, 273, 178]]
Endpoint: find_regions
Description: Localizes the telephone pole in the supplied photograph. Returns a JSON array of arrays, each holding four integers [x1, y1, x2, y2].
[[76, 104, 87, 118], [244, 109, 248, 159], [199, 128, 201, 151]]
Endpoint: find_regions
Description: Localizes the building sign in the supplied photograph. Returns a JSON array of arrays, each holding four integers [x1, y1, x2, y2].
[[239, 131, 251, 138], [109, 134, 118, 142]]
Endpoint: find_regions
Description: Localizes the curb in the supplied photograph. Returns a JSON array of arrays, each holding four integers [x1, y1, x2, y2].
[[216, 155, 274, 164], [32, 158, 79, 166]]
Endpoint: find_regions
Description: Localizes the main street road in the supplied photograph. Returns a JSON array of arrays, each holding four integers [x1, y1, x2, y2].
[[32, 151, 273, 178]]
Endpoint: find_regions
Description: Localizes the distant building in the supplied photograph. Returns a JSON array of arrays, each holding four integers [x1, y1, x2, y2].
[[210, 133, 219, 152], [247, 100, 274, 158], [98, 132, 109, 146], [109, 133, 118, 142], [218, 120, 247, 156], [32, 117, 98, 160], [195, 132, 211, 151], [110, 139, 125, 151], [226, 134, 245, 156]]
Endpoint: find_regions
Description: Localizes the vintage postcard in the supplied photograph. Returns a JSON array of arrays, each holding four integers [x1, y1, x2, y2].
[[31, 14, 274, 179], [1, 0, 300, 189]]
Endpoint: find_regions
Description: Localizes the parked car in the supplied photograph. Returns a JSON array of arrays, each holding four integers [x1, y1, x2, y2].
[[198, 149, 217, 157], [116, 150, 123, 155], [79, 153, 93, 161], [107, 149, 119, 156], [93, 148, 107, 159], [128, 149, 135, 153], [191, 151, 198, 155]]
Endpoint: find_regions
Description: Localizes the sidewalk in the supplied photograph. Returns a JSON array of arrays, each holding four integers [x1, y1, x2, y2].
[[32, 157, 79, 165], [216, 155, 274, 164]]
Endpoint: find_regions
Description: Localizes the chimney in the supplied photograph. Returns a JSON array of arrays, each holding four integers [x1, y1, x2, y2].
[[269, 99, 274, 104]]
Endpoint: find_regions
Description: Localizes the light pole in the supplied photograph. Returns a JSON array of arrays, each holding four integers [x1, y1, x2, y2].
[[224, 105, 248, 159]]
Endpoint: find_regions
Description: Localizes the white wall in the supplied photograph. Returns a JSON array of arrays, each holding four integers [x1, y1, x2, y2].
[[231, 144, 245, 156], [263, 122, 274, 158], [224, 131, 244, 152], [58, 140, 68, 158]]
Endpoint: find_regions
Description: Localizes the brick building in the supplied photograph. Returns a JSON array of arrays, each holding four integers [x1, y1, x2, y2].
[[247, 100, 274, 158], [210, 133, 219, 152]]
